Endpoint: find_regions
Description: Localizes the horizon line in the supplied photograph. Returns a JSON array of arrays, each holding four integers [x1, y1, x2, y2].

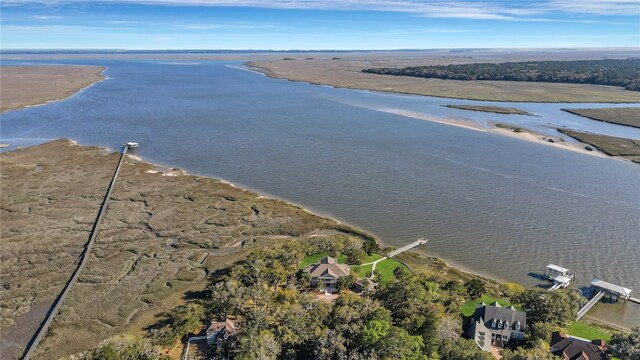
[[3, 47, 640, 52]]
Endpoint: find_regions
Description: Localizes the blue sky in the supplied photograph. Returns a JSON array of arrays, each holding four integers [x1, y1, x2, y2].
[[1, 1, 639, 50]]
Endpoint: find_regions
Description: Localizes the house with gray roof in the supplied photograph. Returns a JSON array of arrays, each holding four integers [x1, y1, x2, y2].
[[304, 256, 350, 293], [464, 302, 527, 351]]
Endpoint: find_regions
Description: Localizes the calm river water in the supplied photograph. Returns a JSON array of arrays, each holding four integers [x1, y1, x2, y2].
[[2, 59, 639, 327]]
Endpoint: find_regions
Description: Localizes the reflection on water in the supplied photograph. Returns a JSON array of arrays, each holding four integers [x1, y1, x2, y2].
[[1, 59, 639, 327]]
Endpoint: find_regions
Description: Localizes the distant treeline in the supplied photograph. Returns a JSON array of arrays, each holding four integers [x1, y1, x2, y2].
[[362, 59, 640, 91]]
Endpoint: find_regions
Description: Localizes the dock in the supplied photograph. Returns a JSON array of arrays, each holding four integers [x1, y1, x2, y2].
[[590, 279, 632, 302], [22, 143, 133, 360], [386, 238, 428, 257], [362, 238, 428, 277], [542, 264, 575, 291], [577, 291, 605, 321], [575, 279, 634, 321]]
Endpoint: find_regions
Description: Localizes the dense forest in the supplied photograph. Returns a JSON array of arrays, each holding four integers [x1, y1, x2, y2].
[[77, 236, 640, 360], [362, 59, 640, 91]]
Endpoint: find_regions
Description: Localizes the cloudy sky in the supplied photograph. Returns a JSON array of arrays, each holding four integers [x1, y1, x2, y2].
[[1, 0, 639, 49]]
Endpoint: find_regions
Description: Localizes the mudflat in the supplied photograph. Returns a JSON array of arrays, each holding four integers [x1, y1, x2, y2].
[[562, 107, 640, 129], [0, 140, 364, 359], [444, 104, 531, 115], [557, 129, 640, 163], [248, 59, 640, 103], [0, 66, 105, 112]]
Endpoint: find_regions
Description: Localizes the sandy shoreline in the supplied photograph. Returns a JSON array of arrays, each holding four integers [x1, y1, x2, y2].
[[370, 107, 612, 160]]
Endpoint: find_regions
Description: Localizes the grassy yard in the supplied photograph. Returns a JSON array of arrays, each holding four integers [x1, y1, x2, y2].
[[460, 295, 518, 317], [354, 257, 409, 285], [299, 252, 408, 285], [568, 321, 612, 341]]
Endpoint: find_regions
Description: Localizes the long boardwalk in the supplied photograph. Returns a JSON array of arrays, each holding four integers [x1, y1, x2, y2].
[[362, 238, 428, 275], [22, 146, 129, 360]]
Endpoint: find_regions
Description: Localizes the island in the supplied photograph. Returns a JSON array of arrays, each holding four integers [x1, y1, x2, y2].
[[562, 107, 640, 129], [0, 66, 105, 113], [444, 104, 531, 115]]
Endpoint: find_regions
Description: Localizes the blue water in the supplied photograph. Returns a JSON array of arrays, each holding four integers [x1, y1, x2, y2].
[[2, 58, 639, 326]]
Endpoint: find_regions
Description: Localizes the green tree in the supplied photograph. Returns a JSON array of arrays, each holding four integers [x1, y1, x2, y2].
[[610, 326, 640, 360], [363, 236, 380, 255], [274, 304, 311, 347], [526, 322, 558, 347], [439, 338, 494, 360], [501, 343, 554, 360], [393, 266, 409, 279], [376, 327, 425, 360], [148, 303, 204, 348], [236, 330, 281, 360], [337, 274, 356, 291], [500, 282, 525, 299], [208, 280, 244, 318], [172, 303, 205, 335], [345, 248, 368, 265], [147, 326, 176, 348], [464, 279, 485, 298], [513, 289, 581, 326], [83, 336, 169, 360], [362, 318, 391, 347], [375, 276, 442, 355]]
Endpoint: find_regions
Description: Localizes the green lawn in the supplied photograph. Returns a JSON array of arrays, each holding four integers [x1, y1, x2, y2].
[[299, 252, 347, 269], [460, 295, 518, 317], [354, 257, 408, 285], [299, 253, 407, 285], [568, 321, 612, 341]]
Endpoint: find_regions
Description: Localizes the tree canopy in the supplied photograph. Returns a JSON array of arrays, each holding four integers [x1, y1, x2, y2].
[[363, 59, 640, 91]]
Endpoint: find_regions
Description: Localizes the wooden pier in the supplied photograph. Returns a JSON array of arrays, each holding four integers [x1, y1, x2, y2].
[[386, 238, 428, 257], [22, 144, 132, 360], [362, 238, 428, 277], [576, 291, 605, 321]]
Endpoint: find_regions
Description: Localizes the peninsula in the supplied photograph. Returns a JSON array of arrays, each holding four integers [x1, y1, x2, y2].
[[247, 51, 640, 103], [0, 66, 105, 113], [0, 139, 373, 359]]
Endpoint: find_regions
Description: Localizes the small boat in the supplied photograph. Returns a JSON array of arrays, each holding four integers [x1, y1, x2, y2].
[[125, 142, 139, 149]]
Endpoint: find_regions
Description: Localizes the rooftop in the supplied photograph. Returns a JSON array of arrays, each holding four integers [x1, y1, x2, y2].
[[547, 264, 569, 273], [591, 279, 632, 297], [550, 332, 608, 360], [304, 256, 350, 278]]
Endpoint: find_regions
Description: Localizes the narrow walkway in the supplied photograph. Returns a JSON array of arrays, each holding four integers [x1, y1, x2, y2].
[[182, 335, 208, 360], [362, 238, 427, 276], [22, 146, 129, 360], [576, 291, 605, 321]]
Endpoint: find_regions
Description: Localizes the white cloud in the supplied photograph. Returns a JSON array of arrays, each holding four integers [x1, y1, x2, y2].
[[31, 15, 65, 20], [175, 23, 282, 30], [107, 20, 139, 24], [368, 28, 482, 36], [4, 0, 640, 20]]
